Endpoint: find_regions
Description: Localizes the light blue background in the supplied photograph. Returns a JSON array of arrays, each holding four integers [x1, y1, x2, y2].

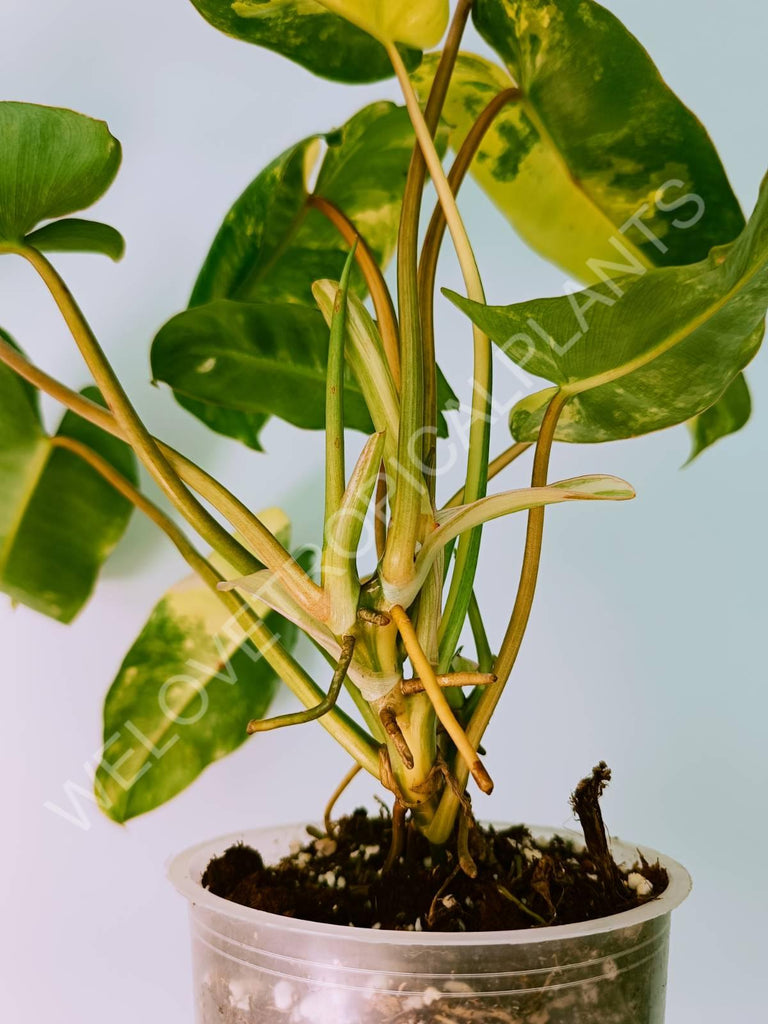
[[1, 1, 766, 1020]]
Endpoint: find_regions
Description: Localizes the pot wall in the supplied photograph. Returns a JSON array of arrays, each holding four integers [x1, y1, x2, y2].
[[169, 825, 691, 1024]]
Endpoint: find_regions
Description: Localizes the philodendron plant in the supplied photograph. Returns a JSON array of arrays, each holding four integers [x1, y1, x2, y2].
[[1, 0, 764, 859]]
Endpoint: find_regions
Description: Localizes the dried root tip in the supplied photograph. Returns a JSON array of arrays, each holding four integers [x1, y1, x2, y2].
[[380, 707, 415, 770], [383, 801, 408, 873], [471, 759, 494, 795], [571, 761, 624, 897], [357, 607, 392, 627], [431, 753, 472, 815], [458, 811, 478, 879], [401, 672, 497, 696], [378, 745, 401, 799]]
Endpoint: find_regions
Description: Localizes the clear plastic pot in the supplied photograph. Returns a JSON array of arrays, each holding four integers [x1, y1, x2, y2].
[[169, 824, 691, 1024]]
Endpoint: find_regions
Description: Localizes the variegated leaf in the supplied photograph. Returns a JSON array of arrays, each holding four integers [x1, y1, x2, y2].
[[687, 368, 754, 463], [450, 0, 745, 278], [446, 172, 768, 443], [95, 511, 300, 822], [318, 0, 448, 48], [188, 0, 421, 83], [412, 2, 754, 458], [393, 475, 635, 605], [156, 103, 437, 448]]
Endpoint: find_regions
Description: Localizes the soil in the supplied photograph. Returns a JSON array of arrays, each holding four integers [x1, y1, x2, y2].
[[203, 763, 668, 932]]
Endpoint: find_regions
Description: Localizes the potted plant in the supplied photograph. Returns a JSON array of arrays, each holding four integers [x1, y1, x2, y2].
[[1, 0, 764, 1021]]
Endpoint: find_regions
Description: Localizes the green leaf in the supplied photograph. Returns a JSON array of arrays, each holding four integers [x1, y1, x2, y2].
[[0, 102, 121, 243], [151, 300, 375, 433], [188, 0, 422, 83], [687, 368, 754, 464], [0, 349, 137, 622], [172, 396, 269, 452], [445, 173, 768, 444], [95, 562, 296, 823], [24, 218, 125, 260], [433, 0, 745, 280]]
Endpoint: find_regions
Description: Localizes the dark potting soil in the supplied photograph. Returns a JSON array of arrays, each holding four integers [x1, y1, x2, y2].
[[202, 763, 668, 932]]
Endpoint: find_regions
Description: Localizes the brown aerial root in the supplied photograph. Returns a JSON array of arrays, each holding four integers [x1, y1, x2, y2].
[[379, 705, 415, 770], [383, 800, 408, 873], [401, 672, 497, 696], [357, 607, 392, 627], [247, 634, 356, 733], [457, 807, 479, 879], [389, 605, 494, 795]]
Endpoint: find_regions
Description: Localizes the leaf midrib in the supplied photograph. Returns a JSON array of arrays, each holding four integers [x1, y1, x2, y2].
[[565, 254, 765, 397]]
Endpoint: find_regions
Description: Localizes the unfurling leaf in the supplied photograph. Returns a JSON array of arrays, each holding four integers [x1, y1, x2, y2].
[[446, 171, 768, 444], [0, 338, 137, 622], [387, 475, 635, 606], [0, 102, 121, 244], [313, 281, 458, 447], [188, 0, 422, 83]]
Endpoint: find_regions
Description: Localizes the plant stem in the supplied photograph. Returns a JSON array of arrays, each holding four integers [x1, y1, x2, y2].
[[51, 434, 380, 776], [413, 0, 475, 491], [390, 604, 493, 795], [385, 46, 494, 673], [50, 434, 224, 580], [374, 463, 388, 560], [419, 87, 522, 493], [324, 247, 354, 549], [308, 195, 400, 388], [490, 390, 569, 687], [0, 306, 323, 613], [425, 390, 568, 844], [381, 1, 473, 586], [468, 591, 494, 674], [18, 247, 257, 570], [416, 87, 522, 673]]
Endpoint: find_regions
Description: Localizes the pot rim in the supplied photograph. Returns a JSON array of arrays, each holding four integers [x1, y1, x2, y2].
[[168, 822, 692, 947]]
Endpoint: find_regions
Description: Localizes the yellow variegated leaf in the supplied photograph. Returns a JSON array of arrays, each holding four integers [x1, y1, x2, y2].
[[413, 53, 640, 283], [318, 0, 448, 49]]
